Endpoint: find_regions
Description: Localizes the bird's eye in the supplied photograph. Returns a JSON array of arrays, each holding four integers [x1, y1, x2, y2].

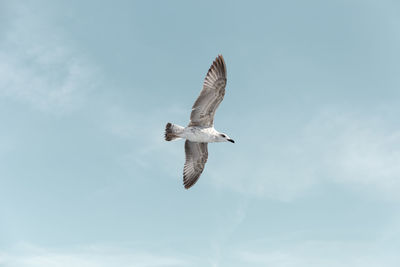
[[220, 134, 226, 138]]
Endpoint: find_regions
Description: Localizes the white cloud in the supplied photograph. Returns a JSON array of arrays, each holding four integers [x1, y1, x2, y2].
[[237, 239, 400, 267], [209, 110, 400, 201], [209, 200, 249, 267], [0, 3, 98, 113], [100, 105, 188, 177], [0, 243, 188, 267], [308, 111, 400, 197]]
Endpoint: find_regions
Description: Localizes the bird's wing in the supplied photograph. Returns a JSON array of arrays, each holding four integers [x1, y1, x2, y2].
[[189, 55, 227, 127], [183, 141, 208, 189]]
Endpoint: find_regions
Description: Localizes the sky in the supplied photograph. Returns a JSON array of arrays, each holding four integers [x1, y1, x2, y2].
[[1, 0, 400, 266]]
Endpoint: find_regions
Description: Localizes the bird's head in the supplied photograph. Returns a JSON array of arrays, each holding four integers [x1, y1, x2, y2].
[[217, 133, 235, 143]]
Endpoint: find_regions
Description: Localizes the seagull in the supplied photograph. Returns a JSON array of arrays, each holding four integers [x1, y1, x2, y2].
[[165, 55, 234, 189]]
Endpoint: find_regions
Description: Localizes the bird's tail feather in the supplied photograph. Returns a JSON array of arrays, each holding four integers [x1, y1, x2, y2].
[[165, 123, 184, 141]]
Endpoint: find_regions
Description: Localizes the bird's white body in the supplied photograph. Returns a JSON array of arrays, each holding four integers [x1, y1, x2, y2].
[[182, 126, 221, 143]]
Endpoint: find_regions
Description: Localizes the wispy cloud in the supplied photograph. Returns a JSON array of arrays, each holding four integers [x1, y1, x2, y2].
[[100, 102, 400, 202], [209, 110, 400, 201], [0, 243, 188, 267], [237, 239, 400, 267], [308, 111, 400, 197], [100, 105, 188, 177], [209, 199, 248, 267], [0, 3, 98, 113]]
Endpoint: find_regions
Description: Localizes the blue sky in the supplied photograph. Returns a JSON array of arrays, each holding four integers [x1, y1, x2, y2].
[[1, 0, 400, 266]]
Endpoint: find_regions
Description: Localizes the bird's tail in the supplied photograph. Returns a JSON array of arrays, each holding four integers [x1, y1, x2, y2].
[[165, 123, 184, 141]]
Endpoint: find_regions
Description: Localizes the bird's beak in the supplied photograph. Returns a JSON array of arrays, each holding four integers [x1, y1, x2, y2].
[[227, 139, 235, 143]]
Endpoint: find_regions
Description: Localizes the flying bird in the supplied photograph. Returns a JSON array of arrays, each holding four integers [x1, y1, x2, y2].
[[165, 55, 234, 189]]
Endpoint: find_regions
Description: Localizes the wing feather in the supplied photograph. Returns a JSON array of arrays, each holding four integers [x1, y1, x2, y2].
[[183, 141, 208, 189], [189, 55, 227, 127]]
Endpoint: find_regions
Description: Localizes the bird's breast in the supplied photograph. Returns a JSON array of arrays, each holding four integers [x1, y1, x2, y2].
[[183, 127, 217, 143]]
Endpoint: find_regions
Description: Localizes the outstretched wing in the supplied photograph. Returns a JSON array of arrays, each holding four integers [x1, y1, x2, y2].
[[189, 55, 227, 127], [183, 141, 208, 189]]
